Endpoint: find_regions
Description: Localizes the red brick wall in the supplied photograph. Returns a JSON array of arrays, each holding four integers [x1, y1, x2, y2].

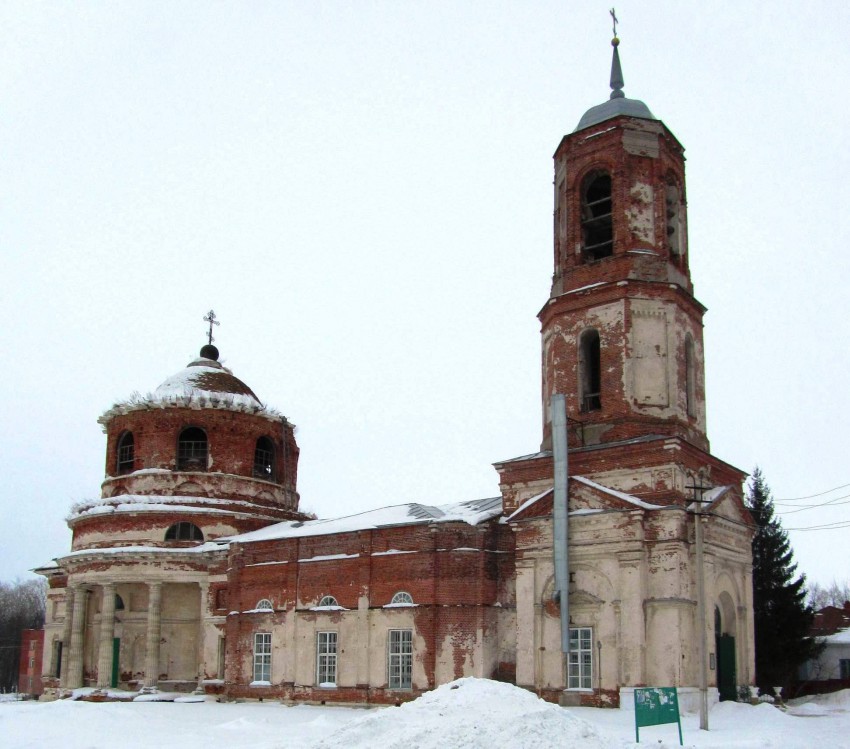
[[221, 520, 515, 698], [17, 629, 44, 696], [538, 115, 709, 454], [102, 408, 299, 491]]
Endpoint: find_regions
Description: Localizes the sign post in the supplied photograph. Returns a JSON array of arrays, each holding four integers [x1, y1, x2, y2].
[[634, 687, 683, 745]]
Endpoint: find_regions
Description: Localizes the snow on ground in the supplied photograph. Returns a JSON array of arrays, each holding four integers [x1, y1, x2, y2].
[[2, 680, 850, 749], [312, 678, 607, 749]]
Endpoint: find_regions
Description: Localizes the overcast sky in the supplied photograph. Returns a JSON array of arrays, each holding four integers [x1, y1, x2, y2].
[[2, 1, 848, 588]]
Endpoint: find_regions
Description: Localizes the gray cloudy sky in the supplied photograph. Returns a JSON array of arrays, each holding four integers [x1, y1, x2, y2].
[[2, 2, 848, 586]]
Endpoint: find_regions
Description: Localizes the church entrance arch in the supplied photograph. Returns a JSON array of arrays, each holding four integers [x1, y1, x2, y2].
[[715, 591, 737, 701]]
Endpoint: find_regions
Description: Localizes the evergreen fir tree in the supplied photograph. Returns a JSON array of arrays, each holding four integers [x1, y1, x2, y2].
[[747, 467, 819, 692]]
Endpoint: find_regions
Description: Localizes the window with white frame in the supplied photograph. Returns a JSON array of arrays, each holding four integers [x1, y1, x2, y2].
[[568, 627, 593, 689], [318, 595, 338, 608], [388, 629, 413, 689], [255, 598, 273, 611], [253, 632, 271, 683], [317, 631, 337, 686], [390, 591, 413, 605]]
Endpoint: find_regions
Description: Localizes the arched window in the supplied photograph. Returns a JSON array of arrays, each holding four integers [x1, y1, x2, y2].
[[253, 436, 274, 480], [116, 431, 135, 475], [685, 334, 696, 418], [165, 522, 204, 542], [115, 594, 125, 611], [318, 595, 338, 608], [390, 591, 414, 605], [581, 172, 613, 260], [579, 329, 602, 412], [177, 427, 208, 471], [665, 180, 684, 256], [255, 599, 273, 611]]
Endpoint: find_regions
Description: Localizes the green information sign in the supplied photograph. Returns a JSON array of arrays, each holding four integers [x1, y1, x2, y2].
[[633, 687, 683, 745]]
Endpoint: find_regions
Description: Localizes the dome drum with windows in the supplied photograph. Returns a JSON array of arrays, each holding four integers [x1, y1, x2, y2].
[[68, 347, 308, 552]]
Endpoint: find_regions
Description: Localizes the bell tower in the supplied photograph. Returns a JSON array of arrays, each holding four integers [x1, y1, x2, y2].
[[540, 32, 707, 453]]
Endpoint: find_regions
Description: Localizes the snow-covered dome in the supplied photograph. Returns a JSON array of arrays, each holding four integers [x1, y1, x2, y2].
[[155, 345, 262, 408]]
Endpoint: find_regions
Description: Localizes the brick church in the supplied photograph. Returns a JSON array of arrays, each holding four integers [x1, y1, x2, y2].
[[32, 35, 755, 708]]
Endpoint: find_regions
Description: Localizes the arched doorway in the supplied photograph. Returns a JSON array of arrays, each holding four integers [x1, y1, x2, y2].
[[715, 592, 737, 701]]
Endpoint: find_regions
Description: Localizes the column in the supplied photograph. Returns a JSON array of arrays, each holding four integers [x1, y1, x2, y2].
[[144, 582, 162, 689], [66, 586, 88, 688], [96, 583, 116, 688], [194, 582, 208, 693], [59, 587, 75, 688]]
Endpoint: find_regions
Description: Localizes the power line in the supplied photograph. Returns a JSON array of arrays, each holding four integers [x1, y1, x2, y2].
[[776, 493, 850, 514], [773, 482, 850, 502], [784, 519, 850, 532]]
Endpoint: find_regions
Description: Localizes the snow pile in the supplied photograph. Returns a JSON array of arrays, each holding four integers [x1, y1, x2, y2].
[[711, 699, 793, 727], [789, 688, 850, 713], [309, 678, 611, 749]]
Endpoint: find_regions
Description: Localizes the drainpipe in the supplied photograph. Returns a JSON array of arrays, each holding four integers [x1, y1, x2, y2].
[[551, 394, 570, 655]]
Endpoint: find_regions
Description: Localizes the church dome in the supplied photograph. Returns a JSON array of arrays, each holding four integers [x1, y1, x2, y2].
[[155, 348, 262, 408], [574, 95, 656, 133], [573, 36, 657, 133]]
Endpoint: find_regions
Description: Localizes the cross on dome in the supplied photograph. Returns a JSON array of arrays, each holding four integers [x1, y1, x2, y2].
[[203, 309, 220, 345]]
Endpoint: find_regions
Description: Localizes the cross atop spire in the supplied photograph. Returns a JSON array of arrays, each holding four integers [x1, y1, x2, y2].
[[608, 8, 625, 100], [203, 309, 220, 346]]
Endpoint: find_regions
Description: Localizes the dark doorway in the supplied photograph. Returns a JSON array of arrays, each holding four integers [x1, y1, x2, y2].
[[716, 634, 737, 701], [111, 639, 120, 688]]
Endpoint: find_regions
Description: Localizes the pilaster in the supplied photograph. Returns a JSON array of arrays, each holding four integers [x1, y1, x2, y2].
[[58, 587, 75, 688], [96, 583, 116, 688], [144, 581, 163, 689], [66, 585, 88, 688]]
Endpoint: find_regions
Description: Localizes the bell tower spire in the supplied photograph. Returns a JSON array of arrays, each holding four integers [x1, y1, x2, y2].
[[609, 9, 625, 99], [540, 15, 707, 453]]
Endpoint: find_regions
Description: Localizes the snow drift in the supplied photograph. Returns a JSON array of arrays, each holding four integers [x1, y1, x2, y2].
[[309, 678, 611, 749]]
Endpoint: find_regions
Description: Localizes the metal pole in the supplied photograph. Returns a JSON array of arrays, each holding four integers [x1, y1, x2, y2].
[[551, 394, 570, 655], [695, 494, 709, 730]]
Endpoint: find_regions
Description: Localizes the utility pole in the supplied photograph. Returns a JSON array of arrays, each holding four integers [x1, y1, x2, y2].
[[687, 477, 711, 731]]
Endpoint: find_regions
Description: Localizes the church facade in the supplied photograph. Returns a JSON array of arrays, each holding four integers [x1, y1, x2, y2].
[[34, 39, 755, 708]]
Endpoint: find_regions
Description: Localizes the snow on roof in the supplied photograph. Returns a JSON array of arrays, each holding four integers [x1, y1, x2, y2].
[[154, 358, 260, 402], [494, 450, 552, 466], [495, 435, 674, 466], [505, 476, 663, 522], [824, 628, 850, 644], [98, 356, 290, 426], [504, 487, 553, 521], [67, 494, 283, 523], [686, 484, 732, 511], [55, 541, 227, 562], [572, 476, 664, 510], [561, 281, 608, 295], [227, 496, 503, 544]]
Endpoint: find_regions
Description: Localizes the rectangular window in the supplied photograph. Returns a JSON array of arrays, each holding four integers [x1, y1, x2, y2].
[[568, 627, 593, 690], [217, 636, 226, 680], [253, 632, 271, 683], [316, 631, 337, 686], [840, 659, 850, 680], [54, 641, 63, 678], [388, 629, 413, 689]]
